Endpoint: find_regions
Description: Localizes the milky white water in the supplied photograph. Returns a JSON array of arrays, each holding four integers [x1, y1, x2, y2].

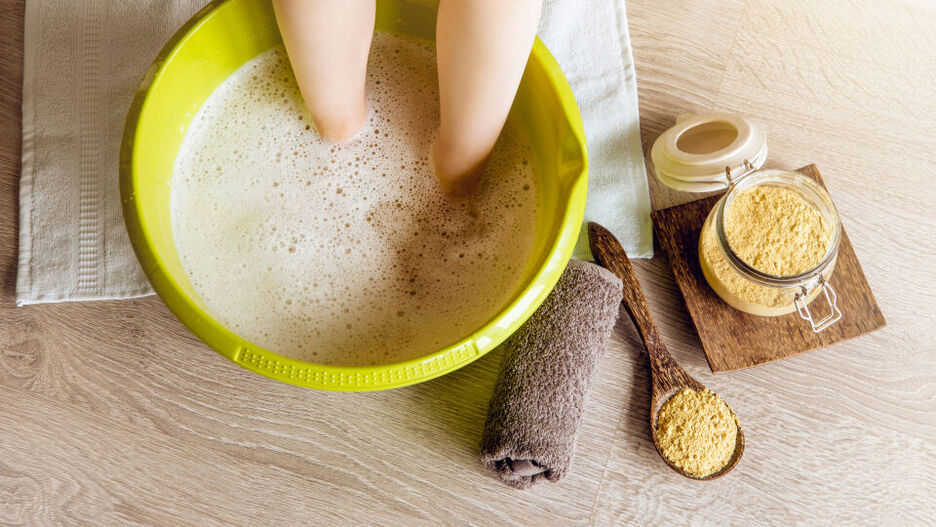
[[172, 33, 538, 366]]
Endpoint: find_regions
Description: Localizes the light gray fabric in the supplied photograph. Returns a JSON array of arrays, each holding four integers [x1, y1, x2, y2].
[[538, 0, 652, 260], [481, 260, 623, 489], [17, 0, 205, 305]]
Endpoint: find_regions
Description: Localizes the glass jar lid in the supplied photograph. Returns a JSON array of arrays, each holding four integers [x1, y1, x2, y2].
[[650, 112, 769, 192]]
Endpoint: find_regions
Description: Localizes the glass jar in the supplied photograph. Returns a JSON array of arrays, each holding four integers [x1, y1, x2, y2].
[[651, 112, 843, 332], [698, 168, 842, 330]]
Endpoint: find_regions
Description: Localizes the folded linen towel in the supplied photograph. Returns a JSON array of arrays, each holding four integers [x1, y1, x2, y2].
[[480, 260, 623, 489], [17, 0, 206, 304], [537, 0, 652, 261]]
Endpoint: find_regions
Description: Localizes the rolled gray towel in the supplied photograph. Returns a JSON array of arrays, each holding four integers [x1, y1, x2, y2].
[[480, 260, 623, 489]]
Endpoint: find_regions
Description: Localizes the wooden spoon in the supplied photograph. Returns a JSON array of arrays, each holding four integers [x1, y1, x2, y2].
[[588, 222, 744, 480]]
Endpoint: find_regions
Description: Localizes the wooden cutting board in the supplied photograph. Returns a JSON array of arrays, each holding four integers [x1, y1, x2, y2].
[[651, 164, 886, 372]]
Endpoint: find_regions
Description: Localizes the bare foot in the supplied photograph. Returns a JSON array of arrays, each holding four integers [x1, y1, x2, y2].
[[432, 140, 488, 199]]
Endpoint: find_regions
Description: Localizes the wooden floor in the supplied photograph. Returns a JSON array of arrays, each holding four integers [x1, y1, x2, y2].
[[2, 0, 935, 525]]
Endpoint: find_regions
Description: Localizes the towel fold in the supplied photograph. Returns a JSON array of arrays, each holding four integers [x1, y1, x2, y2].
[[480, 260, 623, 489]]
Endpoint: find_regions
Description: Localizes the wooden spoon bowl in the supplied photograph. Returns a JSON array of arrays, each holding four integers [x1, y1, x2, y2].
[[650, 383, 745, 481], [588, 222, 744, 480]]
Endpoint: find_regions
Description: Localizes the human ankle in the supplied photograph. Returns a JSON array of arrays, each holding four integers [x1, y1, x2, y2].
[[432, 141, 488, 198], [314, 100, 367, 142]]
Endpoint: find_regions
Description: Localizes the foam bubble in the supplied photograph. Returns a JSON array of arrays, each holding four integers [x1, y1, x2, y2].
[[172, 33, 538, 366]]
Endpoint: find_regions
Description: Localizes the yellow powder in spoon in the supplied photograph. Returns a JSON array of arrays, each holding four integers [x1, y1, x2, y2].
[[656, 388, 738, 478]]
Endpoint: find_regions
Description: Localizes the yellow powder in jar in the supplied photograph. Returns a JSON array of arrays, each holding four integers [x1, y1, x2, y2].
[[701, 224, 793, 309], [724, 185, 832, 276], [655, 388, 738, 478], [699, 224, 794, 308], [699, 185, 835, 311]]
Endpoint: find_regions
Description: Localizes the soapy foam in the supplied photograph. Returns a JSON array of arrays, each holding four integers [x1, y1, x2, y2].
[[172, 33, 538, 366]]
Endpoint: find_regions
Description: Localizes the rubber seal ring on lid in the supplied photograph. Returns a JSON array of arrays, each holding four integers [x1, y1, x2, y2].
[[666, 115, 752, 164]]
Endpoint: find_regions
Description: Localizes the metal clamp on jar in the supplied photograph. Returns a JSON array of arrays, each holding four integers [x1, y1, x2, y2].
[[651, 113, 842, 333]]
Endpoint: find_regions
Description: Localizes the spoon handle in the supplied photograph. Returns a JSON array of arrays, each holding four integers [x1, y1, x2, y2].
[[587, 223, 667, 353], [586, 221, 700, 392], [587, 222, 704, 393]]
